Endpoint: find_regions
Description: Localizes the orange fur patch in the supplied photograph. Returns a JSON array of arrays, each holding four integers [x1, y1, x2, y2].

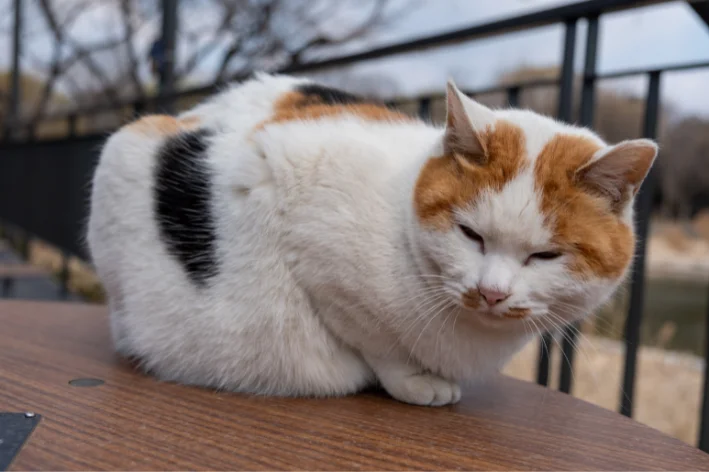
[[263, 91, 413, 127], [534, 135, 634, 279], [124, 115, 201, 136], [462, 289, 481, 309], [414, 120, 527, 230], [504, 308, 531, 319]]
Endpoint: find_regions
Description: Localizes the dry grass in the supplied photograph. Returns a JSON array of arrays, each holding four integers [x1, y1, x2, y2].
[[647, 219, 709, 283], [25, 239, 105, 302], [693, 209, 709, 243], [658, 224, 695, 252]]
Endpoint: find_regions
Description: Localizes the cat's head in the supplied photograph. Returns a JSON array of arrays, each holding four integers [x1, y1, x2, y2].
[[412, 80, 657, 330]]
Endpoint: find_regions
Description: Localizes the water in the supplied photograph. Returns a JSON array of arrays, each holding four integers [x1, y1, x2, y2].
[[593, 277, 709, 357]]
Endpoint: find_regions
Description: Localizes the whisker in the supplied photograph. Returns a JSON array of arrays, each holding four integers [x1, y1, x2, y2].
[[407, 300, 455, 365]]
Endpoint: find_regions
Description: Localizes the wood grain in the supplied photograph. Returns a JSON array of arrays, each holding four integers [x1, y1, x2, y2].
[[1, 300, 708, 471]]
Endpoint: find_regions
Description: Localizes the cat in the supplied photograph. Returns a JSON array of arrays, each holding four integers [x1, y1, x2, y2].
[[86, 72, 657, 406]]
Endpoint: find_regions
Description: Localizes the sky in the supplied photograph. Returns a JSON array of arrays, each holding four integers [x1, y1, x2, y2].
[[309, 0, 709, 118], [2, 0, 709, 118]]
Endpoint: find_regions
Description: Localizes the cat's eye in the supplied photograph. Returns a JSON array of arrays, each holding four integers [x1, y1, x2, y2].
[[458, 225, 484, 250], [527, 251, 562, 264]]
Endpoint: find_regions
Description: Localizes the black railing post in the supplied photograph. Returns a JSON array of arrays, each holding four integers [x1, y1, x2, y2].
[[579, 15, 599, 126], [507, 86, 520, 107], [6, 0, 23, 139], [619, 70, 661, 417], [700, 278, 709, 451], [159, 0, 178, 114], [418, 98, 431, 121], [19, 230, 30, 260], [134, 99, 146, 117], [67, 114, 77, 137], [557, 19, 577, 122], [559, 15, 599, 395], [536, 333, 554, 386], [537, 18, 577, 387]]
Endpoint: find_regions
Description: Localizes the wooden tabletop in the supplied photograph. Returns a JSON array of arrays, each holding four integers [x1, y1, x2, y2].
[[1, 300, 708, 471]]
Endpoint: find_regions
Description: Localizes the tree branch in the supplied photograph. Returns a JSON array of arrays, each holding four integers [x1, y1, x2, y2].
[[288, 0, 388, 66], [215, 0, 278, 82], [120, 0, 146, 98], [36, 0, 123, 110]]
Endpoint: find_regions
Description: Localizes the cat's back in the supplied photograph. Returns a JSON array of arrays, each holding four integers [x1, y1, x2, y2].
[[92, 73, 305, 179], [87, 71, 431, 301], [86, 76, 381, 395], [87, 74, 300, 233]]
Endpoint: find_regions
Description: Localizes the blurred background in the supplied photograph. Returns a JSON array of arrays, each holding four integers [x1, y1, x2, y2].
[[1, 0, 709, 450]]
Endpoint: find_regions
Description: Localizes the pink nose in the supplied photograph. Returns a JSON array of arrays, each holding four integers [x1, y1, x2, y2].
[[479, 287, 510, 306]]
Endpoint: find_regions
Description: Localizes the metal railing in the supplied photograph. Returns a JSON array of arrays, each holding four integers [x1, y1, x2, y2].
[[2, 0, 709, 451]]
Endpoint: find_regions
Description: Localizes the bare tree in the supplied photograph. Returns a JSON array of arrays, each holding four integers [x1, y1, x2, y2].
[[4, 0, 408, 126], [177, 0, 405, 83], [660, 117, 709, 218]]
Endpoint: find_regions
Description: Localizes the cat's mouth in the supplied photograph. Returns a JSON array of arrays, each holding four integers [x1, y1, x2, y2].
[[478, 308, 531, 321], [460, 291, 531, 320]]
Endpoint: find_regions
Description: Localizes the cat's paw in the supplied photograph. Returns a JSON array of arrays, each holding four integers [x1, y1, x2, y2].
[[384, 372, 461, 406]]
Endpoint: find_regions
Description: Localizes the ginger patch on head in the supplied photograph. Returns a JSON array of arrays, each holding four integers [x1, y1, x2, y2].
[[534, 134, 634, 279], [414, 120, 527, 231]]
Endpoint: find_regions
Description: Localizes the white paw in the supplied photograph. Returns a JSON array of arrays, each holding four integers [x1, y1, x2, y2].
[[384, 372, 461, 406]]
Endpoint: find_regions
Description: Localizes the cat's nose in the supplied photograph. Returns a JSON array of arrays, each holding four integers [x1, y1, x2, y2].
[[479, 286, 510, 306]]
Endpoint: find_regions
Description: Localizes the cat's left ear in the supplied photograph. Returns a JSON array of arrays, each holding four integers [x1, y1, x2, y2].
[[444, 80, 496, 166], [576, 139, 659, 213]]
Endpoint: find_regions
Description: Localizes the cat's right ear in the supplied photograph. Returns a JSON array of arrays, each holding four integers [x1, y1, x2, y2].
[[444, 80, 495, 166]]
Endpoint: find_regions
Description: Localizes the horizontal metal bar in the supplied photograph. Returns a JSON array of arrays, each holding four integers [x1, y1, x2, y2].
[[463, 78, 560, 97], [384, 78, 561, 107], [594, 60, 709, 79], [19, 57, 706, 129], [2, 0, 678, 130], [282, 0, 670, 75], [689, 0, 709, 31]]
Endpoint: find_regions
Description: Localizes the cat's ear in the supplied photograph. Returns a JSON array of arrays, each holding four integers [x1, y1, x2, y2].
[[576, 139, 658, 213], [443, 80, 495, 166]]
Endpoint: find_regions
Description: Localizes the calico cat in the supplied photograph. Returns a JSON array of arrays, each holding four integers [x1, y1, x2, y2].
[[87, 73, 657, 406]]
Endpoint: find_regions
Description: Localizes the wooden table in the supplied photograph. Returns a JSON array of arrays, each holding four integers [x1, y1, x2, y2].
[[1, 300, 708, 471]]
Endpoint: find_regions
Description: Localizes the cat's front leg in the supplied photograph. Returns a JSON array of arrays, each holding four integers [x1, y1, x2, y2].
[[364, 354, 461, 406]]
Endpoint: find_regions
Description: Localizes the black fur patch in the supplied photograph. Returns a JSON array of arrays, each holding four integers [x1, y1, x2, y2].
[[154, 129, 218, 286], [296, 84, 366, 106]]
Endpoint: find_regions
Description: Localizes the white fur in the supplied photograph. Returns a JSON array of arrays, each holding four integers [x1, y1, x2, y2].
[[87, 74, 645, 406]]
